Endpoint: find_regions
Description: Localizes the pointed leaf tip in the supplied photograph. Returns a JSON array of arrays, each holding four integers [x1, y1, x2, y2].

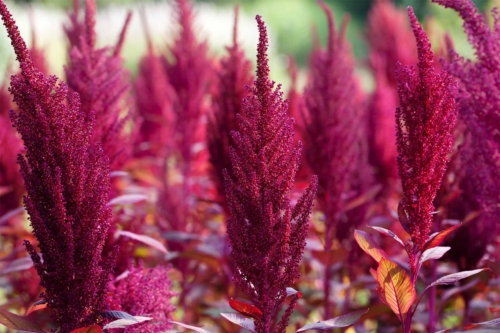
[[286, 287, 302, 298], [26, 300, 47, 315], [102, 316, 152, 329], [296, 309, 368, 331], [170, 320, 213, 333], [428, 268, 489, 289], [107, 194, 147, 206], [101, 310, 137, 321], [221, 313, 255, 333], [423, 224, 463, 252], [420, 246, 450, 264], [354, 230, 388, 263], [369, 226, 404, 247], [116, 230, 167, 254]]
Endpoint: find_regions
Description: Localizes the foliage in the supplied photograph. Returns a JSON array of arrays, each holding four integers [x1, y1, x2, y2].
[[0, 0, 498, 333]]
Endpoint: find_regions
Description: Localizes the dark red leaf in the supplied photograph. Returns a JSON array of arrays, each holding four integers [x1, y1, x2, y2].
[[229, 299, 262, 319], [69, 325, 103, 333]]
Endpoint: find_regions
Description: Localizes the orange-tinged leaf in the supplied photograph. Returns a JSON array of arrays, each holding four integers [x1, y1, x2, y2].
[[462, 210, 481, 225], [229, 299, 262, 319], [354, 230, 387, 263], [69, 325, 103, 333], [26, 300, 47, 315], [310, 248, 347, 266], [376, 258, 416, 322], [344, 185, 381, 211], [423, 218, 473, 252], [0, 308, 45, 332]]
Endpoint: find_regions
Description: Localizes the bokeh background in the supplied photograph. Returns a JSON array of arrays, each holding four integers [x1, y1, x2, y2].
[[0, 0, 494, 93]]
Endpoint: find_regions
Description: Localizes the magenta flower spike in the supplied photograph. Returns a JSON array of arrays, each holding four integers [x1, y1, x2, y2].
[[0, 84, 23, 217], [367, 0, 417, 86], [208, 5, 253, 208], [165, 0, 211, 169], [395, 7, 458, 253], [109, 264, 176, 333], [301, 0, 370, 318], [64, 0, 133, 170], [134, 10, 175, 159], [302, 1, 367, 245], [223, 15, 317, 333], [366, 0, 417, 192], [432, 0, 500, 218], [0, 2, 114, 331]]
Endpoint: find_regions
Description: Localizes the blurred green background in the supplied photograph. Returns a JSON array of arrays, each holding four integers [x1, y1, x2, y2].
[[0, 0, 497, 90]]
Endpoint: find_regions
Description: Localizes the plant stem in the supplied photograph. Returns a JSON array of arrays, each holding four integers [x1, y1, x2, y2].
[[428, 259, 437, 332], [323, 235, 333, 319]]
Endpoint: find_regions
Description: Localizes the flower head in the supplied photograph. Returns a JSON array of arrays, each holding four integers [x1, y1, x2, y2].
[[134, 10, 175, 159], [0, 83, 23, 216], [165, 0, 212, 167], [432, 0, 500, 217], [223, 15, 317, 333], [302, 1, 368, 245], [64, 0, 134, 170], [208, 5, 253, 207], [0, 2, 114, 331], [366, 0, 417, 190], [395, 7, 458, 250], [109, 264, 176, 333]]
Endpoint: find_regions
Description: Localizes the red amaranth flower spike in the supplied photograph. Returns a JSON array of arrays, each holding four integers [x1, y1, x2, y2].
[[223, 15, 317, 333], [0, 1, 114, 332], [64, 0, 134, 170], [109, 263, 176, 333], [366, 0, 417, 192], [301, 1, 371, 318], [0, 82, 23, 216], [133, 9, 175, 159], [395, 7, 458, 251], [207, 5, 253, 210], [165, 0, 212, 168], [366, 0, 417, 86], [432, 0, 500, 218]]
